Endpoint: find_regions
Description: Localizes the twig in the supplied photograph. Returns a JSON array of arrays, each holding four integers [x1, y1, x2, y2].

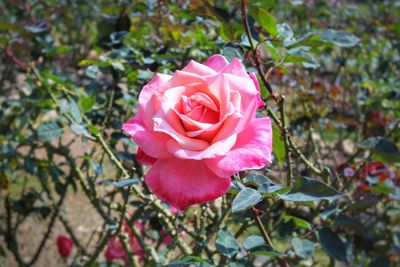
[[279, 96, 292, 185], [28, 191, 67, 266], [252, 208, 275, 250]]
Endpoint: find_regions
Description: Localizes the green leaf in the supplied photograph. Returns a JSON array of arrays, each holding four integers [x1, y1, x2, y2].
[[279, 177, 346, 202], [277, 23, 293, 40], [283, 215, 311, 229], [215, 228, 240, 259], [243, 172, 282, 193], [291, 237, 315, 259], [272, 125, 285, 167], [79, 95, 95, 112], [69, 100, 83, 123], [223, 45, 244, 62], [253, 249, 285, 258], [359, 136, 400, 162], [232, 188, 263, 213], [285, 48, 320, 69], [257, 9, 278, 37], [317, 228, 347, 262], [112, 179, 139, 188], [319, 29, 359, 48], [284, 33, 325, 48], [243, 235, 266, 251], [161, 256, 214, 267], [333, 215, 366, 234], [37, 121, 63, 141], [71, 124, 94, 139], [88, 124, 100, 135], [85, 65, 101, 79], [264, 41, 282, 61]]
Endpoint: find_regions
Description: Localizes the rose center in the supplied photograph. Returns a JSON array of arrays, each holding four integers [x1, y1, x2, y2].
[[181, 93, 219, 124]]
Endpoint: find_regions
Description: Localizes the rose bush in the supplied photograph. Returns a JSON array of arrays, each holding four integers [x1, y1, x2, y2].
[[123, 54, 272, 210]]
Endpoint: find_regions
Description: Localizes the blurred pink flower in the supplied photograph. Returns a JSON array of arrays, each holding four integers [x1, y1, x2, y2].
[[123, 54, 272, 210]]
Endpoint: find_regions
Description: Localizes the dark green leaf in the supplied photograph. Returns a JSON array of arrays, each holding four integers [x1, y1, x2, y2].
[[243, 172, 282, 193], [69, 100, 83, 123], [232, 188, 263, 213], [85, 65, 101, 79], [277, 23, 293, 40], [215, 228, 240, 259], [319, 29, 359, 48], [283, 215, 311, 229], [37, 121, 63, 141], [71, 124, 94, 139], [243, 235, 265, 251], [284, 33, 325, 48], [223, 45, 244, 62], [319, 203, 341, 219], [279, 177, 346, 202], [359, 136, 400, 162], [317, 228, 347, 262], [291, 237, 315, 259]]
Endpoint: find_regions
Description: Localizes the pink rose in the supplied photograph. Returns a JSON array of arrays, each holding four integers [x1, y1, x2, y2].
[[123, 54, 272, 210], [56, 235, 74, 257]]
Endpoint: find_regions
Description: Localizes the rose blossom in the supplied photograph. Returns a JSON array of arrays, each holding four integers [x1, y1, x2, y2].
[[123, 54, 272, 210], [56, 235, 74, 257]]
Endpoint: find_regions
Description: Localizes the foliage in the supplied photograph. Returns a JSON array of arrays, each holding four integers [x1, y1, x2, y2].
[[0, 0, 399, 266]]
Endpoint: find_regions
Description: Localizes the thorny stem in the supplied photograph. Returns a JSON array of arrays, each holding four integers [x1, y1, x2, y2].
[[252, 208, 275, 250], [240, 0, 324, 177], [279, 96, 292, 185]]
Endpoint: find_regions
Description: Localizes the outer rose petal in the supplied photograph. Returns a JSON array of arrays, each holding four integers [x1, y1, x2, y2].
[[138, 73, 171, 127], [205, 117, 273, 177], [136, 147, 156, 165], [248, 72, 266, 109], [182, 60, 217, 76], [221, 58, 249, 78], [204, 54, 229, 72], [122, 117, 172, 159], [145, 158, 231, 210]]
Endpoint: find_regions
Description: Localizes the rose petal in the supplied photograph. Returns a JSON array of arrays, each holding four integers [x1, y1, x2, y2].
[[248, 72, 266, 109], [167, 70, 206, 88], [145, 158, 231, 210], [122, 116, 172, 159], [166, 133, 237, 160], [205, 117, 273, 177], [182, 60, 217, 76], [190, 92, 218, 111], [204, 54, 229, 72], [137, 147, 157, 165], [206, 74, 231, 121], [138, 73, 172, 128], [153, 111, 209, 151], [221, 58, 249, 78]]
